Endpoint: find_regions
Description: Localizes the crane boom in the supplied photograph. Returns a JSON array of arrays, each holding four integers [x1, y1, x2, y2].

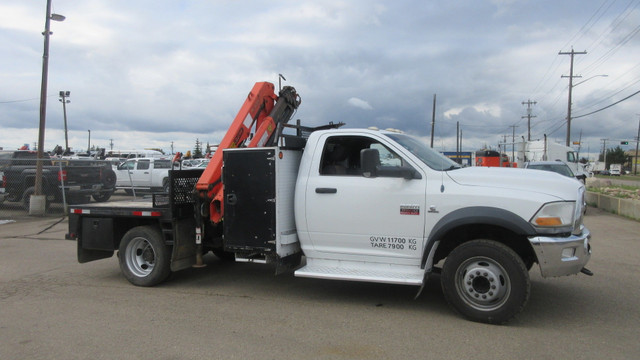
[[195, 81, 300, 224]]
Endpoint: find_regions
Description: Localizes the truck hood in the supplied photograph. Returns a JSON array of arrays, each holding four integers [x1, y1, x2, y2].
[[445, 167, 582, 199]]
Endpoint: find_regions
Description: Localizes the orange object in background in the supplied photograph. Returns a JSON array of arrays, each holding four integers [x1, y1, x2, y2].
[[475, 150, 514, 168]]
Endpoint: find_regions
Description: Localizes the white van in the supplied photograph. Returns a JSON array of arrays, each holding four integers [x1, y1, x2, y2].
[[104, 149, 167, 166]]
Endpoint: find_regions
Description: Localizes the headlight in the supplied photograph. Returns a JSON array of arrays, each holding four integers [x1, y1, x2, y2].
[[530, 201, 576, 233]]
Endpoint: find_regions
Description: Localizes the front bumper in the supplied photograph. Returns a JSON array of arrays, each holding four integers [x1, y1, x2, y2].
[[529, 227, 591, 278]]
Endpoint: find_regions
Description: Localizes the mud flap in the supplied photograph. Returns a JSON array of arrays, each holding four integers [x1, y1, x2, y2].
[[170, 217, 197, 271], [77, 217, 114, 263], [275, 252, 302, 275], [78, 245, 114, 263]]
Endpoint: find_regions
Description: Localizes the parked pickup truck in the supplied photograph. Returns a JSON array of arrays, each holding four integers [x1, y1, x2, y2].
[[0, 150, 116, 209], [114, 158, 172, 194]]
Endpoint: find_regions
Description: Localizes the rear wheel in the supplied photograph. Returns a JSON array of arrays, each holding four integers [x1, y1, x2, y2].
[[441, 239, 530, 324], [118, 226, 171, 286], [22, 186, 50, 211], [92, 190, 113, 202], [162, 178, 170, 194]]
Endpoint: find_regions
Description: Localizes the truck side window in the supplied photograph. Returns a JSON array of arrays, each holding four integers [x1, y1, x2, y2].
[[154, 160, 171, 169], [370, 143, 402, 167], [120, 161, 135, 170], [320, 136, 404, 176], [137, 160, 150, 170]]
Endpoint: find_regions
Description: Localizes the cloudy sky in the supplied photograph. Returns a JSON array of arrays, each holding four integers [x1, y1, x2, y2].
[[1, 0, 639, 159]]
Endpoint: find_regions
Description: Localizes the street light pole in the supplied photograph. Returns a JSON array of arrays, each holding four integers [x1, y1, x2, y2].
[[35, 0, 65, 196], [59, 90, 70, 153]]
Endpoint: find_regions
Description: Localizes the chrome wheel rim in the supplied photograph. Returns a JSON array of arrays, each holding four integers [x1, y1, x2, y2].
[[455, 256, 511, 311], [125, 236, 156, 277]]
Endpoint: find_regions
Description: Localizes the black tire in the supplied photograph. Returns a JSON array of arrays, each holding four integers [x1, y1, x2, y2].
[[22, 186, 50, 211], [92, 190, 113, 202], [118, 226, 171, 287], [441, 239, 530, 324], [101, 169, 117, 188], [162, 178, 170, 194]]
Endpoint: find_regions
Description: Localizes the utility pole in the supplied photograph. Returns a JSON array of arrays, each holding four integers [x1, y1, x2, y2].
[[559, 48, 587, 147], [35, 0, 65, 197], [510, 125, 518, 163], [59, 91, 70, 153], [635, 116, 640, 175], [430, 94, 436, 148], [109, 139, 114, 150], [601, 138, 608, 168], [456, 121, 460, 162], [521, 99, 536, 141]]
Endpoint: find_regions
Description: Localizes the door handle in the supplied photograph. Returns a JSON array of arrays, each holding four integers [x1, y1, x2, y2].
[[315, 188, 337, 194]]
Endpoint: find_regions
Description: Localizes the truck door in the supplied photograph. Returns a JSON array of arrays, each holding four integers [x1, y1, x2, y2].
[[116, 159, 135, 188], [132, 159, 151, 186], [304, 135, 426, 264]]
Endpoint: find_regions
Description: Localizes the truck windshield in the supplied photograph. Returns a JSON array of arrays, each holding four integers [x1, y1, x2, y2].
[[385, 133, 461, 171]]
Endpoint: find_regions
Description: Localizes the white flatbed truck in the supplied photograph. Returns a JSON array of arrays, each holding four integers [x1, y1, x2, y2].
[[67, 82, 592, 324]]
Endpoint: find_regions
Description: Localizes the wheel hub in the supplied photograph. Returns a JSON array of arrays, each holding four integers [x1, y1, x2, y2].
[[457, 258, 510, 309], [464, 263, 501, 302], [126, 237, 156, 276]]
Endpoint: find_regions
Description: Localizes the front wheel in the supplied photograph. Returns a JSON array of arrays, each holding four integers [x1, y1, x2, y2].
[[118, 226, 171, 286], [441, 239, 530, 324]]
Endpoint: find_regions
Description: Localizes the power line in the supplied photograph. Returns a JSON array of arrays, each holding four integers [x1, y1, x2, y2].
[[0, 94, 57, 104], [573, 89, 640, 119]]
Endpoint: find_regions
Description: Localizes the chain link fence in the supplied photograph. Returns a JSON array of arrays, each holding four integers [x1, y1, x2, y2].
[[0, 155, 116, 221]]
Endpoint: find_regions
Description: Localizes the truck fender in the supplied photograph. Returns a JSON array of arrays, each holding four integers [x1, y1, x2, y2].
[[420, 206, 537, 269]]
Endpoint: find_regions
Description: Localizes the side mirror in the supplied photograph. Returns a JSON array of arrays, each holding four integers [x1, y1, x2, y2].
[[361, 148, 380, 178], [361, 148, 421, 180]]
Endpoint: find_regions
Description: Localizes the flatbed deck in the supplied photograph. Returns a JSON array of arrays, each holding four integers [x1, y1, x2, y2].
[[69, 198, 167, 218]]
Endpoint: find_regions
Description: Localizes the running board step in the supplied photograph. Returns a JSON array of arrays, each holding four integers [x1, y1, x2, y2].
[[294, 259, 424, 285]]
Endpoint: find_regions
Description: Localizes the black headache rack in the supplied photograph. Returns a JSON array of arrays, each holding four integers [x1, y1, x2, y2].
[[273, 120, 345, 149], [155, 168, 205, 218]]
